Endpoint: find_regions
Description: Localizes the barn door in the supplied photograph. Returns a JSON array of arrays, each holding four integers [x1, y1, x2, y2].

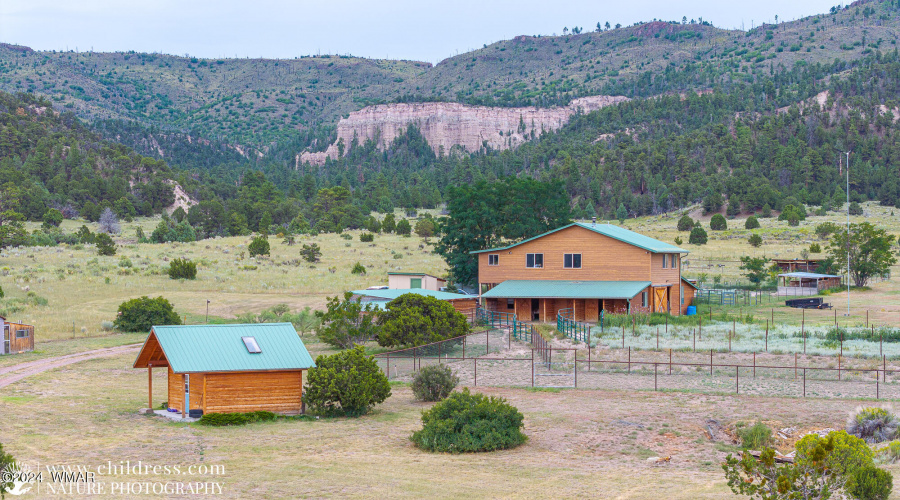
[[653, 288, 668, 313]]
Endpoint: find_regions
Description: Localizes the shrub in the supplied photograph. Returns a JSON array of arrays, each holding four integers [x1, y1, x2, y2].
[[849, 202, 864, 215], [113, 296, 181, 332], [98, 207, 121, 234], [673, 236, 683, 245], [168, 258, 198, 280], [315, 292, 378, 348], [410, 389, 527, 453], [677, 215, 694, 231], [415, 218, 435, 237], [340, 233, 352, 240], [847, 466, 893, 500], [76, 225, 95, 244], [351, 262, 366, 275], [809, 242, 822, 253], [303, 345, 391, 417], [411, 365, 459, 402], [300, 243, 321, 263], [879, 441, 900, 464], [710, 214, 727, 230], [360, 232, 374, 242], [689, 225, 708, 245], [198, 411, 277, 426], [796, 430, 873, 476], [745, 216, 760, 229], [382, 213, 396, 233], [737, 422, 772, 449], [760, 203, 772, 218], [847, 406, 900, 444], [1, 441, 16, 496], [396, 219, 411, 236], [816, 222, 840, 238], [95, 232, 116, 256], [377, 294, 471, 348], [248, 236, 270, 257], [43, 208, 63, 228], [748, 234, 763, 247]]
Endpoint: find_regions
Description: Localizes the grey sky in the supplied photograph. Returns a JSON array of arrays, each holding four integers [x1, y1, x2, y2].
[[1, 0, 839, 63]]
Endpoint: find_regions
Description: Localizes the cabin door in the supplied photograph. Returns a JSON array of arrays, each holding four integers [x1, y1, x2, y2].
[[2, 326, 9, 354], [653, 287, 668, 313], [531, 299, 540, 321], [184, 373, 190, 411]]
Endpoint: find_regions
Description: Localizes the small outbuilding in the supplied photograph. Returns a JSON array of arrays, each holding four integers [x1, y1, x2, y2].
[[387, 272, 447, 291], [1, 316, 34, 355], [777, 272, 842, 295], [133, 323, 314, 418], [352, 288, 478, 316]]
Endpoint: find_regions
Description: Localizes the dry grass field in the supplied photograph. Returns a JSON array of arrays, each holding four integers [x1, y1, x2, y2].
[[5, 348, 900, 499]]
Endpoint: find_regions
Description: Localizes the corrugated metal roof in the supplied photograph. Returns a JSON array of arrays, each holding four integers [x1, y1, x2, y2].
[[144, 323, 315, 374], [778, 272, 842, 279], [351, 289, 472, 301], [387, 272, 444, 278], [482, 280, 650, 299], [471, 222, 687, 254]]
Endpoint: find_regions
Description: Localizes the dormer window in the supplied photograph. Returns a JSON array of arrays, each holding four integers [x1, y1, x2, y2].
[[242, 336, 261, 353], [526, 254, 543, 268]]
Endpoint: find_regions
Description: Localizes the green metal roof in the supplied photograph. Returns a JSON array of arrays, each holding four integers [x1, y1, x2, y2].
[[138, 323, 315, 374], [471, 222, 688, 255], [481, 280, 650, 299], [387, 272, 443, 278], [351, 289, 472, 301]]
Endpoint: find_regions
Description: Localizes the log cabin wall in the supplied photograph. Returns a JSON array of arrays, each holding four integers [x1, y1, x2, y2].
[[478, 226, 652, 285], [204, 371, 303, 415]]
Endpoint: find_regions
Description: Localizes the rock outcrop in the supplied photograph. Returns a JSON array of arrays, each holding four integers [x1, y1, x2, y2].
[[299, 95, 629, 165]]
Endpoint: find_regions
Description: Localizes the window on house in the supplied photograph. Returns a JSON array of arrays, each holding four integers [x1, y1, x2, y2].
[[15, 330, 28, 338], [564, 254, 582, 268], [641, 291, 648, 308], [526, 254, 543, 268], [488, 254, 499, 266], [672, 254, 678, 269], [242, 336, 261, 353], [507, 299, 515, 309], [662, 254, 667, 269]]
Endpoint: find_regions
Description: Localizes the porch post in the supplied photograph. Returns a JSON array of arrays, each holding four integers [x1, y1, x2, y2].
[[148, 365, 152, 410]]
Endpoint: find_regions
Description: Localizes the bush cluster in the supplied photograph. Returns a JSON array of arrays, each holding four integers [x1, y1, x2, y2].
[[168, 258, 198, 280], [411, 365, 459, 402], [847, 406, 900, 444], [248, 236, 270, 257], [198, 411, 277, 426], [303, 346, 391, 417], [737, 422, 772, 450], [411, 389, 527, 453], [360, 233, 374, 242], [113, 296, 181, 332]]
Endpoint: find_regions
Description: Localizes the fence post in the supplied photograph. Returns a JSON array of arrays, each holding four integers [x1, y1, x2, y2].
[[693, 328, 696, 352], [531, 349, 534, 387], [588, 344, 591, 372], [474, 358, 477, 387], [839, 354, 842, 381], [654, 363, 658, 391], [884, 355, 887, 383], [736, 366, 739, 394], [574, 350, 578, 388], [386, 353, 390, 378], [486, 329, 489, 354], [622, 323, 625, 349], [665, 315, 668, 334]]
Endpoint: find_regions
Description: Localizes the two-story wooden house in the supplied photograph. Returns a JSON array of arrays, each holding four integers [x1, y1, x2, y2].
[[473, 221, 696, 322]]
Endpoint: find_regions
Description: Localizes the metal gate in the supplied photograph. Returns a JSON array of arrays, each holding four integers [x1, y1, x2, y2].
[[532, 348, 576, 388]]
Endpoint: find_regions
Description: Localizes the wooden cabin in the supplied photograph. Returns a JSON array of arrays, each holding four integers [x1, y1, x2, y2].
[[387, 272, 447, 291], [133, 323, 315, 418], [473, 222, 692, 320], [0, 316, 34, 355]]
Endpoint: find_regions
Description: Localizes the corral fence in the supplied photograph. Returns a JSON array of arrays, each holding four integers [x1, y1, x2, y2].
[[557, 308, 592, 344]]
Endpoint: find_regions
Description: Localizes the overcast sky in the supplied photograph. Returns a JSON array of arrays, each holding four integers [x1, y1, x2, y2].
[[1, 0, 839, 63]]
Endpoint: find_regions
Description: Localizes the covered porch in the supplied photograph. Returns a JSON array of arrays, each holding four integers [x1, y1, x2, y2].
[[777, 272, 842, 296], [480, 280, 658, 323]]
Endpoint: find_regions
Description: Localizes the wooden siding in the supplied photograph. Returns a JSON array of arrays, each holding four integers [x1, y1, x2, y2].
[[3, 323, 34, 354], [681, 285, 696, 315], [204, 371, 303, 415], [478, 225, 652, 284], [651, 253, 682, 315]]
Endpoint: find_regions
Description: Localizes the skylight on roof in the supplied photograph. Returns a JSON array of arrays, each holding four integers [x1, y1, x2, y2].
[[242, 336, 261, 353]]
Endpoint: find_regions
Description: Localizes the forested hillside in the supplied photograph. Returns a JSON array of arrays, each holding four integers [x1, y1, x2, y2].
[[0, 91, 180, 220]]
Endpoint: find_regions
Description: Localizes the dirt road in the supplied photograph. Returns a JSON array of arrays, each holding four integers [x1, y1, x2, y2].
[[0, 344, 141, 388]]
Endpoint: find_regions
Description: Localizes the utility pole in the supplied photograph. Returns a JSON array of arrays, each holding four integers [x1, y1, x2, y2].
[[844, 151, 851, 317]]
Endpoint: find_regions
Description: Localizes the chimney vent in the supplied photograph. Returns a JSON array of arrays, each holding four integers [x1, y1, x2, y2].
[[591, 216, 596, 226]]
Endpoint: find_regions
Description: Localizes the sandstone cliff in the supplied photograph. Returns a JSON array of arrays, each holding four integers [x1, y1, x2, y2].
[[299, 95, 629, 165]]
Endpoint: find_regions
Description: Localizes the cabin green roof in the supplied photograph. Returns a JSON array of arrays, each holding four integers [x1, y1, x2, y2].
[[135, 323, 314, 374], [470, 222, 688, 255], [351, 289, 470, 301], [481, 280, 650, 299]]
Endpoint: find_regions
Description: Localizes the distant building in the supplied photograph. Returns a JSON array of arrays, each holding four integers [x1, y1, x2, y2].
[[473, 221, 696, 321], [772, 258, 826, 273], [1, 316, 34, 355], [351, 288, 477, 316], [388, 272, 447, 291]]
